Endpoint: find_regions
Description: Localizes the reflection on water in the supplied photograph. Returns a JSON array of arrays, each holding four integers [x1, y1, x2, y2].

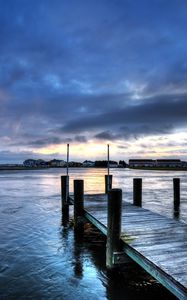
[[0, 168, 185, 299]]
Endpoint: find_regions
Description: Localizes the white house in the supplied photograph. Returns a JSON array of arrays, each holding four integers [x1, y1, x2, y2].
[[82, 160, 95, 167], [50, 159, 66, 167], [23, 159, 37, 167]]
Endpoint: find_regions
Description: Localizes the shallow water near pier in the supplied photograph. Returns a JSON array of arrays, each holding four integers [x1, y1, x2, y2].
[[0, 167, 186, 299]]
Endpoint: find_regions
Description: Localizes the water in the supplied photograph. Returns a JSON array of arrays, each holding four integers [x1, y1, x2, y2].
[[0, 168, 186, 299]]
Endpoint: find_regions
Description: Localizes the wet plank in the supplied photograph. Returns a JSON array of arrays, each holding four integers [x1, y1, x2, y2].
[[83, 194, 187, 300]]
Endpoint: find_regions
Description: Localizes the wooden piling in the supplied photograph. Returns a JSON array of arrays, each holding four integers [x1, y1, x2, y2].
[[66, 143, 69, 176], [61, 175, 69, 214], [105, 175, 113, 194], [74, 180, 84, 230], [173, 178, 180, 212], [133, 178, 142, 207], [106, 188, 122, 269]]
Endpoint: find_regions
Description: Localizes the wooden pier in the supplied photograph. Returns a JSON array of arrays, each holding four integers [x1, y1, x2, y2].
[[83, 193, 187, 300], [62, 176, 187, 300]]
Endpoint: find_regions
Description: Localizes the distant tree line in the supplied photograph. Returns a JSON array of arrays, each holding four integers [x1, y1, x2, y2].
[[95, 160, 118, 167]]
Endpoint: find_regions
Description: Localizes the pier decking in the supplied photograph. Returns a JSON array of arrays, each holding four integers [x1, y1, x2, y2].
[[82, 194, 187, 300]]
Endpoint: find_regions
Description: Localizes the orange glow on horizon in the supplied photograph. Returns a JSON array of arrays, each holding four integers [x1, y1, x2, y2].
[[24, 131, 187, 161], [33, 142, 119, 161]]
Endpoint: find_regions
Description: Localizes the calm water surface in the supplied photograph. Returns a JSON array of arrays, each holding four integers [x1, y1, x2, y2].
[[0, 168, 186, 299]]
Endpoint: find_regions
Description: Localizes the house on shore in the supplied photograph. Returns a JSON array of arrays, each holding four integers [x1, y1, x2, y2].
[[49, 159, 66, 167], [23, 159, 48, 167], [129, 159, 183, 168], [182, 161, 187, 167], [129, 159, 155, 168], [68, 161, 83, 167], [82, 160, 95, 167], [109, 161, 118, 168], [23, 159, 37, 167], [155, 159, 182, 167]]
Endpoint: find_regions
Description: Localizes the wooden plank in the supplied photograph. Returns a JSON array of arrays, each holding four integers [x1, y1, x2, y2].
[[84, 211, 107, 235]]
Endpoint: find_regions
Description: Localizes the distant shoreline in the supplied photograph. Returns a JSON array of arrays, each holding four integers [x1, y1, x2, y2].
[[0, 166, 120, 171], [0, 166, 50, 171], [1, 166, 187, 171], [129, 167, 187, 171]]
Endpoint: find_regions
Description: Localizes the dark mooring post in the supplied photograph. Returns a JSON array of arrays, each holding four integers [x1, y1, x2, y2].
[[105, 175, 113, 194], [105, 144, 112, 194], [106, 188, 122, 269], [173, 178, 180, 212], [74, 180, 84, 230], [61, 175, 69, 214], [133, 178, 142, 207]]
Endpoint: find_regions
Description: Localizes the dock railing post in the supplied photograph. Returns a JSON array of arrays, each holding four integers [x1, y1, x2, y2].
[[105, 144, 112, 194], [61, 175, 69, 214], [105, 175, 113, 194], [106, 188, 122, 269], [74, 180, 84, 231], [173, 178, 180, 212], [133, 178, 142, 207]]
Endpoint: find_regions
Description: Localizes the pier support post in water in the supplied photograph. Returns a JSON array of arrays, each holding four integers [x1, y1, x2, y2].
[[105, 175, 113, 194], [133, 178, 142, 207], [61, 175, 69, 215], [173, 178, 180, 213], [106, 188, 122, 269], [74, 180, 84, 231]]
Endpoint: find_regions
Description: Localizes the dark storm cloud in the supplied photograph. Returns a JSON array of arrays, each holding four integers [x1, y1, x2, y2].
[[1, 0, 187, 161], [8, 131, 87, 147], [26, 137, 72, 147], [23, 135, 87, 147], [61, 93, 187, 139], [95, 131, 122, 141]]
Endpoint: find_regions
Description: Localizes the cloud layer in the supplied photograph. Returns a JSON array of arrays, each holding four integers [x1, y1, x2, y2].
[[0, 0, 187, 161]]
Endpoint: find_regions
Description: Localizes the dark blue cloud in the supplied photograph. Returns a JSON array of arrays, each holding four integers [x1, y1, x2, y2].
[[0, 0, 187, 161]]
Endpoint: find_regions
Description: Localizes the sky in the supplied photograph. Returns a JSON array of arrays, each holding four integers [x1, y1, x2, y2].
[[0, 0, 187, 163]]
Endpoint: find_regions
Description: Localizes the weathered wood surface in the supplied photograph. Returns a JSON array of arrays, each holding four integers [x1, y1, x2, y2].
[[83, 194, 187, 300]]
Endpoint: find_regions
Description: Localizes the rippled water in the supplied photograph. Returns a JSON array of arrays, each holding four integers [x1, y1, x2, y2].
[[0, 167, 186, 299]]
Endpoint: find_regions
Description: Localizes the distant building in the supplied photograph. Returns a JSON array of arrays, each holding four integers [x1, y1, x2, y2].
[[156, 159, 182, 167], [23, 159, 37, 167], [49, 159, 66, 167], [182, 161, 187, 168], [129, 159, 155, 168], [36, 159, 47, 166], [23, 159, 48, 167], [68, 161, 83, 167], [109, 162, 118, 168], [82, 160, 95, 167], [129, 159, 183, 168]]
